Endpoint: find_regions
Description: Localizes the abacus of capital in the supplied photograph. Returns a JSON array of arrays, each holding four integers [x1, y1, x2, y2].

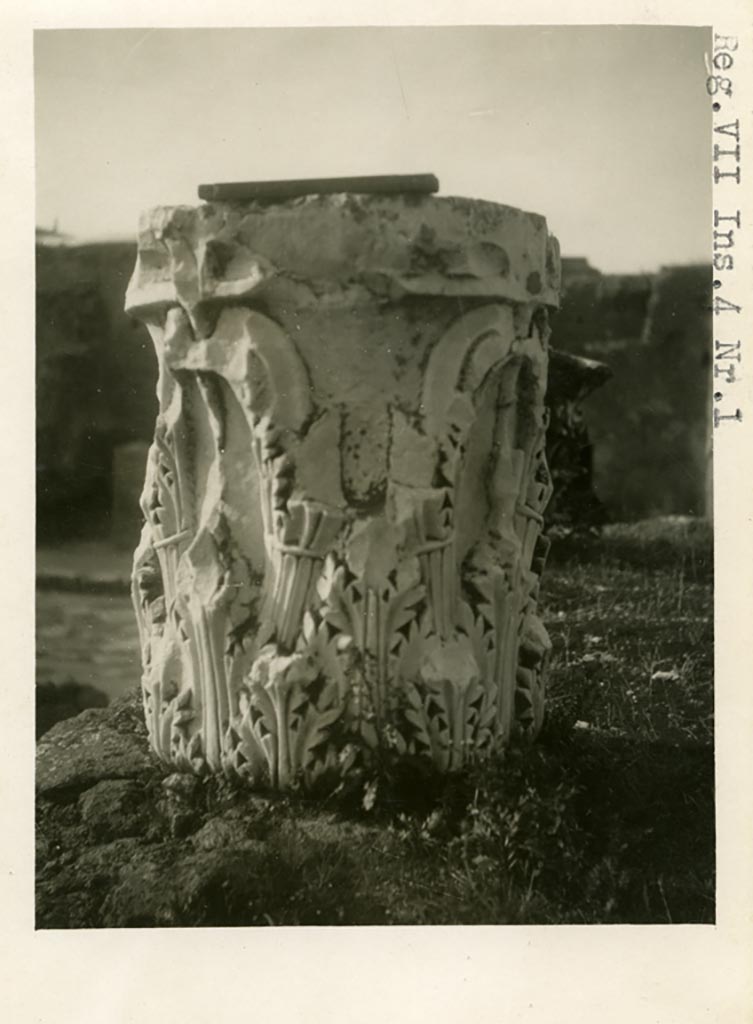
[[125, 189, 561, 789]]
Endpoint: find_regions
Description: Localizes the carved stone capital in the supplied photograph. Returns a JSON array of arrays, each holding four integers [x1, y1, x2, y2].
[[127, 193, 560, 787]]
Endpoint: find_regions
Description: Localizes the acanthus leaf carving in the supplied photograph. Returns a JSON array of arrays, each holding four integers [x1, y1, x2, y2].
[[129, 198, 559, 788]]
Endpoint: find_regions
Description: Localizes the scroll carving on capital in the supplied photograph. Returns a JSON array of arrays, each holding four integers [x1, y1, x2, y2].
[[128, 198, 559, 788]]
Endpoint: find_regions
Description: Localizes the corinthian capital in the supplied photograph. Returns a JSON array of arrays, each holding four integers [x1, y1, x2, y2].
[[126, 192, 560, 788]]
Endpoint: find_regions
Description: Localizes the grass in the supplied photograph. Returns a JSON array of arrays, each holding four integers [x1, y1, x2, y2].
[[36, 518, 714, 927]]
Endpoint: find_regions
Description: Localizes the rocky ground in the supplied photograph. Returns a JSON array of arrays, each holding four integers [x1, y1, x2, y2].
[[36, 519, 714, 927]]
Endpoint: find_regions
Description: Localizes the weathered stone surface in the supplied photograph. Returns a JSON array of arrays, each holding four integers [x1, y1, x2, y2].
[[126, 193, 560, 316], [78, 779, 146, 840], [159, 772, 202, 837], [191, 816, 265, 852], [101, 844, 278, 928], [36, 689, 156, 795], [125, 193, 561, 788], [37, 836, 149, 929]]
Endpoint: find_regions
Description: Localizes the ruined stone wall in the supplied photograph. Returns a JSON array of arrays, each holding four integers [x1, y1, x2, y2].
[[36, 242, 157, 540], [551, 260, 712, 520]]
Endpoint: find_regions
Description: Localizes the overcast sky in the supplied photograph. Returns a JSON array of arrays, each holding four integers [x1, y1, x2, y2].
[[35, 26, 711, 274]]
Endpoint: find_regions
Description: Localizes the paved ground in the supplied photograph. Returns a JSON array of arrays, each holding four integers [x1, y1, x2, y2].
[[36, 589, 141, 702], [36, 541, 133, 588], [36, 542, 139, 703]]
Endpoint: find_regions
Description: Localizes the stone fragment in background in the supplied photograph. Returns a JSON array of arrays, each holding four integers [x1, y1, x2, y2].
[[545, 349, 613, 531]]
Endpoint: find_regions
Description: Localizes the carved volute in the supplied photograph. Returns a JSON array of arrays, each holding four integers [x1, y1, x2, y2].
[[126, 193, 561, 787]]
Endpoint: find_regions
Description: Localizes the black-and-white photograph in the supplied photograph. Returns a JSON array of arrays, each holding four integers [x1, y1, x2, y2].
[[35, 24, 717, 929]]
